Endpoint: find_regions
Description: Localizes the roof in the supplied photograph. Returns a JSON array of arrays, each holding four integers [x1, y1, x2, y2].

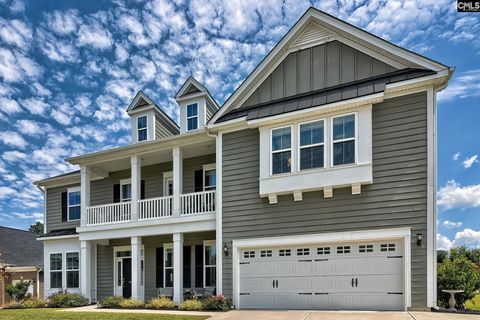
[[0, 226, 43, 267], [37, 228, 78, 239], [34, 170, 80, 188], [217, 68, 436, 123], [209, 7, 451, 125]]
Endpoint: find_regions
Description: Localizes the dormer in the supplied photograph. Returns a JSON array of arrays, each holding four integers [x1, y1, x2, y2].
[[127, 91, 180, 144], [175, 77, 219, 134]]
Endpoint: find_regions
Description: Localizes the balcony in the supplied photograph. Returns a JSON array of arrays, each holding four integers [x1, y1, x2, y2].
[[85, 190, 215, 226]]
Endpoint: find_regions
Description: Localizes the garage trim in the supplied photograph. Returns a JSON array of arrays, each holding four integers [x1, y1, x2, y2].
[[232, 227, 411, 310]]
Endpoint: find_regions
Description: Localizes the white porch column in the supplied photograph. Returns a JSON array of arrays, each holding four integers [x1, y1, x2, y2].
[[131, 236, 142, 300], [80, 240, 92, 301], [80, 166, 91, 227], [173, 233, 183, 304], [131, 155, 141, 222], [172, 147, 183, 217], [215, 133, 223, 294]]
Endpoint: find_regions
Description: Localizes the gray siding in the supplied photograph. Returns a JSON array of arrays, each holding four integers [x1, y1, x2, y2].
[[96, 232, 215, 301], [46, 154, 215, 232], [222, 92, 428, 308], [154, 114, 179, 140], [206, 101, 218, 122], [241, 40, 397, 108], [45, 183, 80, 232]]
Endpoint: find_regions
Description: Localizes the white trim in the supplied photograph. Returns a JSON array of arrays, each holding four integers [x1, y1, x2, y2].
[[232, 227, 411, 310], [203, 163, 216, 191], [330, 112, 358, 167], [203, 240, 216, 288], [186, 103, 199, 131], [297, 118, 326, 172], [113, 245, 145, 298], [163, 171, 173, 197], [215, 132, 223, 294], [270, 125, 293, 176], [65, 251, 80, 289], [137, 115, 149, 142], [163, 243, 174, 288], [49, 252, 63, 289], [120, 178, 132, 202], [38, 234, 78, 241], [67, 187, 81, 222]]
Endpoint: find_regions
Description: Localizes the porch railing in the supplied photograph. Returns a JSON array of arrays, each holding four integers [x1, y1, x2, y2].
[[86, 201, 131, 226], [139, 196, 173, 220], [180, 190, 216, 215]]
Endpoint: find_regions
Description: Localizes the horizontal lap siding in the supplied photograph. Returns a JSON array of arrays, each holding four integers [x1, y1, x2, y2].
[[46, 183, 81, 232], [221, 92, 428, 308]]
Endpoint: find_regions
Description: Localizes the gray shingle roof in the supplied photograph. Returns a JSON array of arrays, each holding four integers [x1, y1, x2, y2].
[[37, 228, 78, 238], [0, 226, 43, 267]]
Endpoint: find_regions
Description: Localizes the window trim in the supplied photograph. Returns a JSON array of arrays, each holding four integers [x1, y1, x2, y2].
[[49, 252, 63, 289], [186, 103, 199, 131], [203, 163, 216, 191], [120, 178, 132, 202], [163, 172, 173, 196], [163, 243, 173, 288], [203, 240, 216, 288], [67, 187, 81, 222], [137, 115, 148, 142], [331, 112, 358, 167], [297, 118, 326, 172], [65, 251, 79, 289], [270, 125, 293, 176]]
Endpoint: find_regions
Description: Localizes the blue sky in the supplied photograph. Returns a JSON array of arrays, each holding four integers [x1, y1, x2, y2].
[[0, 0, 479, 249]]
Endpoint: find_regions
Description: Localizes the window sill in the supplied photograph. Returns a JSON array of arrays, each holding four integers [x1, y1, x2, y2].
[[260, 162, 372, 197]]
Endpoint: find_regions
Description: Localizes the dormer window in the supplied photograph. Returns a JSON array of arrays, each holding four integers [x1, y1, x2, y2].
[[137, 116, 148, 142], [187, 103, 198, 131]]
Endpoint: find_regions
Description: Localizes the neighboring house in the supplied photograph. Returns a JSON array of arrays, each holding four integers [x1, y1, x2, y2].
[[0, 226, 44, 305], [34, 8, 452, 311]]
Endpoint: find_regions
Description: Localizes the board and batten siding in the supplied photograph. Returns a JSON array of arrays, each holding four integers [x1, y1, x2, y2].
[[241, 40, 397, 108], [222, 92, 428, 308], [45, 154, 215, 232]]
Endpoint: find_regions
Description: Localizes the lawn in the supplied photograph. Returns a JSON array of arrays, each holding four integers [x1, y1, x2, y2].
[[0, 309, 209, 320]]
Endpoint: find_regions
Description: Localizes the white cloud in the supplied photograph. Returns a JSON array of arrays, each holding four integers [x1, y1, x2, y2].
[[463, 155, 478, 169], [0, 186, 16, 198], [45, 9, 80, 35], [0, 97, 22, 114], [453, 229, 480, 248], [16, 119, 51, 136], [9, 0, 26, 13], [22, 97, 50, 115], [130, 55, 157, 82], [442, 220, 462, 229], [78, 21, 113, 50], [438, 69, 480, 102], [0, 131, 28, 149], [37, 29, 79, 63], [51, 109, 71, 125], [437, 233, 453, 251], [115, 44, 129, 63], [2, 150, 27, 162], [12, 212, 44, 220], [452, 152, 460, 161], [438, 180, 480, 210], [0, 18, 33, 49]]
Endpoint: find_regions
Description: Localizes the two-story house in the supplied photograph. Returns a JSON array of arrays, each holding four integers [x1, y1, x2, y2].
[[35, 7, 452, 311]]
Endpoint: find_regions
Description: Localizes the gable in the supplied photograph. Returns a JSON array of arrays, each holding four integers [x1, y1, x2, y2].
[[241, 40, 397, 109], [185, 84, 201, 95]]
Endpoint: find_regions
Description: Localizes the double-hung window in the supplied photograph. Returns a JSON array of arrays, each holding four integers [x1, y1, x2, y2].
[[332, 114, 356, 166], [66, 252, 79, 288], [187, 103, 198, 131], [68, 188, 80, 221], [204, 243, 216, 287], [164, 246, 173, 287], [137, 116, 148, 142], [120, 179, 131, 202], [203, 165, 216, 191], [271, 126, 292, 175], [50, 253, 62, 289], [299, 120, 325, 170]]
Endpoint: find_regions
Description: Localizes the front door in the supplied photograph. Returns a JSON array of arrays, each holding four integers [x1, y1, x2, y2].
[[122, 258, 132, 298]]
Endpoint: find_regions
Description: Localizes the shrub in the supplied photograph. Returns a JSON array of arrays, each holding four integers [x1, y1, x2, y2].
[[5, 280, 31, 301], [119, 298, 145, 309], [98, 296, 125, 308], [22, 297, 47, 308], [179, 299, 203, 311], [203, 295, 233, 311], [2, 301, 24, 309], [47, 290, 90, 308], [466, 294, 480, 311], [146, 296, 176, 309], [438, 256, 480, 308]]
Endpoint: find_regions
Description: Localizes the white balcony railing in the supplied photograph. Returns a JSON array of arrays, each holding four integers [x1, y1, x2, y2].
[[86, 201, 131, 226], [180, 190, 216, 215], [139, 196, 173, 220]]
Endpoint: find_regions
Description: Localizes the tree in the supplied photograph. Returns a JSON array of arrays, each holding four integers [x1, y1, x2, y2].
[[437, 250, 448, 264], [28, 221, 44, 234], [5, 280, 31, 301]]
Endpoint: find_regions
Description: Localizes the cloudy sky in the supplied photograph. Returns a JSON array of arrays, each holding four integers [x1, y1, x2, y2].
[[0, 0, 479, 248]]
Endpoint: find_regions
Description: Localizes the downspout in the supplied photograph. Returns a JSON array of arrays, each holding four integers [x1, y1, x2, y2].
[[207, 129, 223, 295], [34, 183, 47, 235], [36, 267, 41, 298]]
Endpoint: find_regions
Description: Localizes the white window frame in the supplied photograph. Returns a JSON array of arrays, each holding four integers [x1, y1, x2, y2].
[[137, 115, 148, 142], [163, 172, 173, 196], [120, 178, 132, 202], [112, 245, 145, 298], [203, 240, 216, 288], [203, 163, 216, 191], [65, 251, 79, 289], [49, 252, 63, 289], [270, 125, 293, 176], [67, 187, 81, 222], [164, 243, 173, 288], [298, 119, 326, 171], [331, 112, 358, 167], [186, 103, 199, 131]]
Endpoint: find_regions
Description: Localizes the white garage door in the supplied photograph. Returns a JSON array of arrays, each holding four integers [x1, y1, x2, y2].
[[239, 240, 404, 310]]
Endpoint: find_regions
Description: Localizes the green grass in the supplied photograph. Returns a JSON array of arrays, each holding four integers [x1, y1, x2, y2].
[[466, 293, 480, 311], [0, 309, 209, 320]]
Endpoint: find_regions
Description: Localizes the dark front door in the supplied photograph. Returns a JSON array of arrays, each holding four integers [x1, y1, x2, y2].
[[122, 258, 132, 298]]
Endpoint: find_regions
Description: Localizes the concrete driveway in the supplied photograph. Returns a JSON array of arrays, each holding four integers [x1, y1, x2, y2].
[[209, 310, 480, 320]]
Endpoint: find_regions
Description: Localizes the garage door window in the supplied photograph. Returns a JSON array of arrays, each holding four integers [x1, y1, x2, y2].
[[359, 244, 373, 253], [244, 251, 255, 258], [279, 249, 291, 256], [260, 250, 272, 258], [380, 243, 396, 252], [317, 247, 330, 255], [297, 248, 310, 256], [336, 246, 351, 254]]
